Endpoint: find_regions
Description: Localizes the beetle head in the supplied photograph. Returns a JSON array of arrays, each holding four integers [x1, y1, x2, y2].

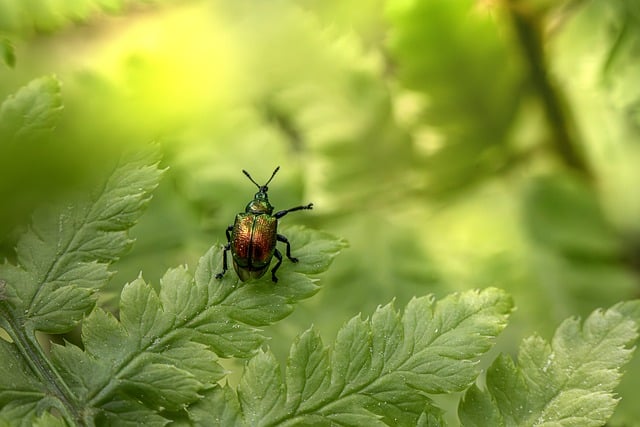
[[243, 166, 279, 214]]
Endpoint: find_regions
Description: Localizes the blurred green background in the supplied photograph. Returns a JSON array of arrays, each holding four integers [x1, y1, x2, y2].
[[1, 0, 639, 424]]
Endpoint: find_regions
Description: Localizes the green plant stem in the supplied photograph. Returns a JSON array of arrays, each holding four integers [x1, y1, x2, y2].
[[0, 305, 84, 426], [508, 2, 593, 179]]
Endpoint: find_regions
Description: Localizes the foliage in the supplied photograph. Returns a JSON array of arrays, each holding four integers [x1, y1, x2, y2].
[[460, 301, 640, 427], [192, 288, 513, 426], [387, 0, 524, 196], [1, 155, 634, 426], [0, 38, 14, 68], [0, 0, 176, 34], [0, 150, 163, 423], [0, 75, 62, 142], [0, 151, 345, 425]]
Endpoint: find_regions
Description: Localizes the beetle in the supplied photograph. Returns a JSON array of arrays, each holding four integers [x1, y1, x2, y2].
[[215, 166, 313, 283]]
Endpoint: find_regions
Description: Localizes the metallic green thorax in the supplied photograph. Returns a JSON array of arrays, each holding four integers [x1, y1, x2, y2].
[[245, 190, 273, 215]]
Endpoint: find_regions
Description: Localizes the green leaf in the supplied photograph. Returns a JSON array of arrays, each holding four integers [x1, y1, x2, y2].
[[49, 341, 100, 401], [0, 264, 29, 309], [96, 397, 169, 427], [458, 384, 501, 427], [161, 340, 228, 385], [47, 227, 343, 423], [0, 0, 132, 34], [204, 288, 512, 426], [606, 301, 640, 426], [523, 174, 637, 317], [459, 302, 640, 426], [119, 277, 172, 342], [0, 340, 44, 407], [386, 0, 523, 196], [0, 38, 15, 68], [524, 175, 622, 257], [121, 363, 202, 412], [81, 307, 128, 365], [189, 385, 244, 427], [29, 285, 96, 334], [32, 412, 67, 427], [0, 150, 163, 422], [416, 409, 445, 427], [4, 151, 164, 333], [0, 76, 63, 141], [284, 328, 331, 415], [612, 300, 640, 325], [238, 350, 286, 425]]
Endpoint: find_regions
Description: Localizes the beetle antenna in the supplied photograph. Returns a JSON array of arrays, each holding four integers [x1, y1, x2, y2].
[[264, 166, 280, 186], [242, 169, 261, 189]]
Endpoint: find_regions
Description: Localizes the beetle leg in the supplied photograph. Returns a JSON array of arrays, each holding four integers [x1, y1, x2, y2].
[[277, 234, 298, 263], [216, 225, 234, 279], [270, 249, 283, 283], [274, 203, 313, 219], [215, 243, 231, 279]]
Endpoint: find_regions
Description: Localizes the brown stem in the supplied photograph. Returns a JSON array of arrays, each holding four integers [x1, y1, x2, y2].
[[508, 2, 593, 179]]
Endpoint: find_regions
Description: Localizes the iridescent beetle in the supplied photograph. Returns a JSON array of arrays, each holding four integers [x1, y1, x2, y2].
[[215, 166, 313, 282]]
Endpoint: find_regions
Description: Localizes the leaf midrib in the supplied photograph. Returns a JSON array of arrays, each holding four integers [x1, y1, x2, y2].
[[273, 302, 495, 426], [525, 317, 629, 426], [85, 277, 245, 407], [25, 175, 111, 313]]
